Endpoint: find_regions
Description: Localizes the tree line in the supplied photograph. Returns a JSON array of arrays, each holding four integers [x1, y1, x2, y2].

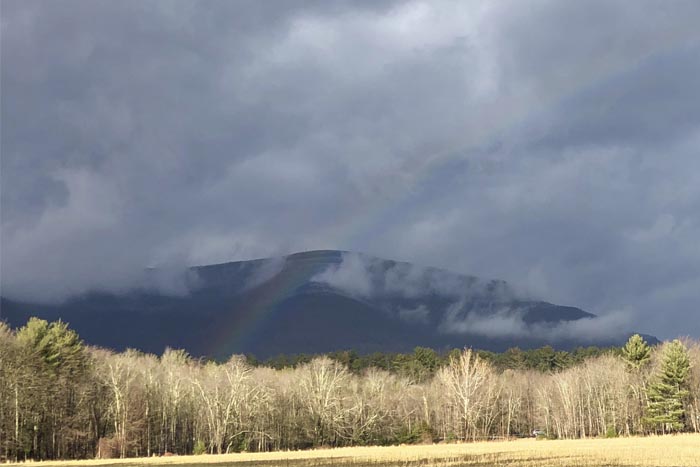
[[254, 345, 617, 379], [0, 318, 698, 462]]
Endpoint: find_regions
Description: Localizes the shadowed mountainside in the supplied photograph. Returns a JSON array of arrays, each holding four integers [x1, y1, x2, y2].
[[0, 250, 655, 358]]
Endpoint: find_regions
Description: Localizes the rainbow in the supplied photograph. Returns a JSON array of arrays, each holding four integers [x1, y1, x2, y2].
[[205, 251, 342, 358], [206, 40, 691, 358]]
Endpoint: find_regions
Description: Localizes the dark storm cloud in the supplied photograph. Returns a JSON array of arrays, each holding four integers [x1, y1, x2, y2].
[[2, 0, 699, 338]]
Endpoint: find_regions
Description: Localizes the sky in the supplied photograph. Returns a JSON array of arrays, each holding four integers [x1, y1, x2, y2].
[[2, 0, 700, 339]]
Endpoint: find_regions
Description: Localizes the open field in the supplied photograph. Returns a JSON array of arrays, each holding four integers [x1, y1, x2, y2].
[[7, 434, 700, 467]]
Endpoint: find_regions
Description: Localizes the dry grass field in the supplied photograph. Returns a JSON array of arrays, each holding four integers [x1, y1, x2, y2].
[[7, 434, 700, 467]]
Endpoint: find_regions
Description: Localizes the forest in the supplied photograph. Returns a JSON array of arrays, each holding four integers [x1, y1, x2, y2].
[[0, 318, 698, 462]]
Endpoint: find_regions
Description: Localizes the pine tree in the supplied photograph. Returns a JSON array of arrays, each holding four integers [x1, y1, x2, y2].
[[622, 334, 651, 370], [645, 340, 691, 433]]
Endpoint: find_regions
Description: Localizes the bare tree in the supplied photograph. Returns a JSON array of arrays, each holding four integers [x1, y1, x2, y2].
[[191, 356, 253, 454], [296, 357, 349, 446], [436, 348, 493, 441], [684, 340, 700, 433], [95, 349, 145, 458]]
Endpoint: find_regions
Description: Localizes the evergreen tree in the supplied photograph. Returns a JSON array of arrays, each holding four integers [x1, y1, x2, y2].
[[501, 347, 526, 370], [622, 334, 651, 370], [14, 318, 90, 459], [645, 340, 691, 433]]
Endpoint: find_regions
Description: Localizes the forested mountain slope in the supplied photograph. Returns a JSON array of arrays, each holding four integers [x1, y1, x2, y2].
[[0, 250, 654, 358]]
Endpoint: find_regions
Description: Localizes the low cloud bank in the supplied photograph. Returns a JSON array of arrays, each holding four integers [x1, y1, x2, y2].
[[141, 266, 202, 298], [312, 252, 632, 342], [440, 305, 632, 342], [311, 252, 516, 301], [310, 253, 375, 297]]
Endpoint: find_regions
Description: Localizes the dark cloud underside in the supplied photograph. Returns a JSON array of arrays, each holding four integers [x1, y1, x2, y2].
[[2, 0, 700, 338]]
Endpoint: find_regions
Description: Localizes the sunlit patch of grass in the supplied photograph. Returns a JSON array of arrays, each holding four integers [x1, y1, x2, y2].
[[9, 433, 700, 467]]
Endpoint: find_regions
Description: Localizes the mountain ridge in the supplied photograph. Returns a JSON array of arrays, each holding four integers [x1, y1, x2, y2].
[[0, 249, 655, 358]]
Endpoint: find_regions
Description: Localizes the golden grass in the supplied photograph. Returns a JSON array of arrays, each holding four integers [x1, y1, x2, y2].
[[8, 434, 700, 467]]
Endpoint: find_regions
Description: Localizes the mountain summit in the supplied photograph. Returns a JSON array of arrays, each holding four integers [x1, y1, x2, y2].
[[1, 250, 652, 358]]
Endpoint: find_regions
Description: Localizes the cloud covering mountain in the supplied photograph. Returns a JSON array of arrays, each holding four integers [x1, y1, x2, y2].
[[310, 252, 632, 343], [0, 251, 651, 358], [2, 1, 700, 339]]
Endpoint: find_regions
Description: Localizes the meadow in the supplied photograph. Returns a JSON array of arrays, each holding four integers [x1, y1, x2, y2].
[[8, 434, 700, 467]]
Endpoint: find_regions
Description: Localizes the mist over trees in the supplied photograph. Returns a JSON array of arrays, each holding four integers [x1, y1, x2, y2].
[[0, 319, 698, 462]]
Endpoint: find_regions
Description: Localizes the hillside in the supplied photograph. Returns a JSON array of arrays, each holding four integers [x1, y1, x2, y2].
[[0, 250, 653, 358]]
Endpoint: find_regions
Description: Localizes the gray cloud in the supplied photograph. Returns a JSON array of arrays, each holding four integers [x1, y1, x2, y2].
[[311, 253, 373, 298], [311, 252, 514, 301], [2, 1, 699, 338], [311, 252, 630, 342], [440, 306, 633, 343]]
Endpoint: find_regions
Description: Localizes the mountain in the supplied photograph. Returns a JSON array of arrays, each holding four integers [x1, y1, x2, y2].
[[0, 250, 655, 358]]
